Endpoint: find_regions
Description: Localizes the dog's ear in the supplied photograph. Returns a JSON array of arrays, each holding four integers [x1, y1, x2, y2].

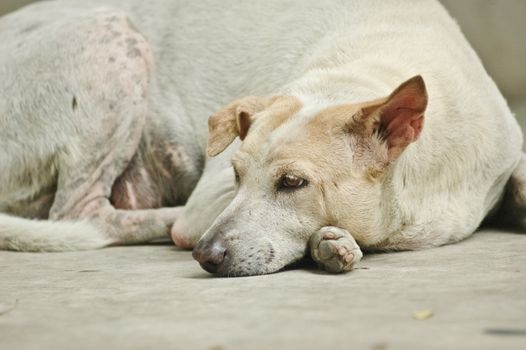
[[207, 96, 278, 157], [356, 75, 427, 160]]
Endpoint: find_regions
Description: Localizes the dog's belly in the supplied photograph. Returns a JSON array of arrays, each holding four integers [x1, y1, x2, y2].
[[110, 159, 161, 210], [109, 139, 203, 210]]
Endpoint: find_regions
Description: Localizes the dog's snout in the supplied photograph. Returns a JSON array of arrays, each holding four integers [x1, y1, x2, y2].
[[192, 240, 227, 274]]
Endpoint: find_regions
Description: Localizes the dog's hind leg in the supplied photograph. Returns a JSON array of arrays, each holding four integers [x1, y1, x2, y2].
[[494, 153, 526, 229], [309, 226, 363, 273], [45, 11, 181, 246]]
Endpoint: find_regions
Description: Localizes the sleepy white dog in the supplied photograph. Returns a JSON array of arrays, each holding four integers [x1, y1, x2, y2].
[[0, 0, 523, 276]]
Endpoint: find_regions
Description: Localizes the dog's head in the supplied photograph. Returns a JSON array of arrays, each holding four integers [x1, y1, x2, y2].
[[193, 76, 427, 276]]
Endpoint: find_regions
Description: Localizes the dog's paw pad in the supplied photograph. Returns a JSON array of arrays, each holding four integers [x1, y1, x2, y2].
[[310, 227, 363, 273]]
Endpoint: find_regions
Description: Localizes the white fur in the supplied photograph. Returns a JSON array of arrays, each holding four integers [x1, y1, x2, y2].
[[0, 213, 111, 252]]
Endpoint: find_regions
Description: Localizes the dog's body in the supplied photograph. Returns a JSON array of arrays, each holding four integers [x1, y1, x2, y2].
[[0, 0, 524, 275]]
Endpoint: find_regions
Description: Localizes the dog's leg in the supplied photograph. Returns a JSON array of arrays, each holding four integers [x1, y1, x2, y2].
[[495, 153, 526, 229], [45, 11, 180, 246], [309, 226, 363, 273]]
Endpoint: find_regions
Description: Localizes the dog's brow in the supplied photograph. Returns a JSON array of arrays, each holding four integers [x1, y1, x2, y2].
[[273, 160, 305, 178], [282, 160, 298, 168]]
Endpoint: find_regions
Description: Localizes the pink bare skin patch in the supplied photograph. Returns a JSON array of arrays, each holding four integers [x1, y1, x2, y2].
[[110, 160, 161, 210]]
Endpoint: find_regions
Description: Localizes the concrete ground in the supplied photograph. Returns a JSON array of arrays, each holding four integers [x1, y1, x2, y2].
[[1, 229, 525, 350]]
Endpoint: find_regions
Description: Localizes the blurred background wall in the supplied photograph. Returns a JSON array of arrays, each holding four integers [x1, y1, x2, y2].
[[1, 0, 525, 137], [0, 0, 36, 14], [440, 0, 526, 136]]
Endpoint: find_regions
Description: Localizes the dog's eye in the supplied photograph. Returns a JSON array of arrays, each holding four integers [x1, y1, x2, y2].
[[278, 174, 307, 191]]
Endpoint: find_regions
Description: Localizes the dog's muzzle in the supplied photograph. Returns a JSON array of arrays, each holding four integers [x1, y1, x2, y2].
[[192, 239, 227, 274]]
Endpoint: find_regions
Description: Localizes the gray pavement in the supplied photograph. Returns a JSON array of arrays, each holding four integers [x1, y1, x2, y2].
[[1, 230, 525, 350]]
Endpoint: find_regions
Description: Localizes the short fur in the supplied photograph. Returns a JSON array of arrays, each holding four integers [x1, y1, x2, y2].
[[0, 0, 523, 276]]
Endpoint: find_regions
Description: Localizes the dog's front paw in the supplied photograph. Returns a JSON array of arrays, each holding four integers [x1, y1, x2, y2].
[[309, 226, 363, 273]]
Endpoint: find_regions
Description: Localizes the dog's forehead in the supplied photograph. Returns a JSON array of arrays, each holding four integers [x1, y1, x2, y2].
[[269, 101, 360, 145], [258, 96, 303, 131], [240, 101, 360, 165], [238, 96, 302, 155], [254, 99, 319, 143]]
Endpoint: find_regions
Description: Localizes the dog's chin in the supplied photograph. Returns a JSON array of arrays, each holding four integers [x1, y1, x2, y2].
[[211, 263, 280, 278], [207, 257, 304, 278]]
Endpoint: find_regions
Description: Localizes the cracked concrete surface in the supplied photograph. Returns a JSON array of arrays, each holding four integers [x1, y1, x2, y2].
[[1, 230, 525, 350]]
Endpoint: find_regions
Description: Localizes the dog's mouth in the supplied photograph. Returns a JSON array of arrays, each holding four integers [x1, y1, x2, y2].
[[198, 249, 311, 278], [198, 260, 222, 275], [194, 238, 288, 277], [200, 255, 277, 278]]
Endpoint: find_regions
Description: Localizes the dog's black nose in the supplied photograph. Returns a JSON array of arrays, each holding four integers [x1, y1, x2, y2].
[[192, 240, 227, 274]]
